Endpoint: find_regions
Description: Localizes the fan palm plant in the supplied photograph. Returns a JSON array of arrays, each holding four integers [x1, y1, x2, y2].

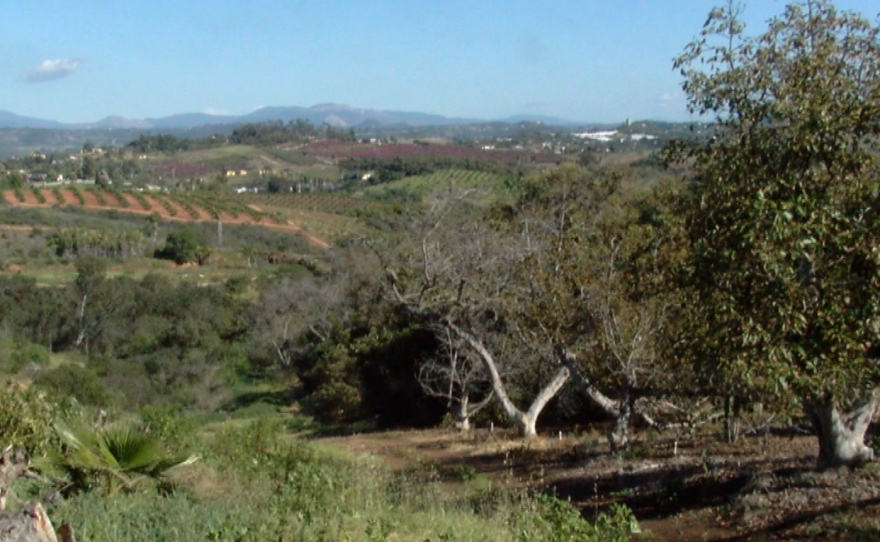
[[53, 423, 198, 496]]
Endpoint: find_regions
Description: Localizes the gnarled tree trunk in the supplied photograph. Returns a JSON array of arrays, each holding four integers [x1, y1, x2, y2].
[[555, 345, 638, 451], [608, 399, 632, 452], [452, 324, 569, 438], [809, 391, 878, 469]]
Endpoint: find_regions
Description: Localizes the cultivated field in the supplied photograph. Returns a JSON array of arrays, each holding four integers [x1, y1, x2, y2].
[[1, 187, 330, 249]]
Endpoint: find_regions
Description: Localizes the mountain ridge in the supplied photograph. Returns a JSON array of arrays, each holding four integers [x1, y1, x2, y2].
[[0, 104, 585, 130]]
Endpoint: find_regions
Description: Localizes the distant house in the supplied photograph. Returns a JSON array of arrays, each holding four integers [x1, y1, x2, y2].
[[26, 173, 47, 183]]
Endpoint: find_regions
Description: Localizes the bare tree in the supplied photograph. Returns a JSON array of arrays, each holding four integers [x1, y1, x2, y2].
[[250, 276, 347, 367], [378, 185, 571, 437], [417, 325, 493, 431]]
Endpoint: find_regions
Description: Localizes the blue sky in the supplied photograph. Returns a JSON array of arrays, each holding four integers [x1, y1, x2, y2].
[[2, 1, 878, 124]]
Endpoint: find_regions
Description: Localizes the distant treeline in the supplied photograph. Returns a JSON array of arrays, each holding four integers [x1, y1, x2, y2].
[[125, 120, 357, 152], [339, 155, 514, 184]]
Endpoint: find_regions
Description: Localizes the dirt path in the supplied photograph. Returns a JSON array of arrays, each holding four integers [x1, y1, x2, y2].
[[1, 189, 331, 249], [317, 428, 879, 542]]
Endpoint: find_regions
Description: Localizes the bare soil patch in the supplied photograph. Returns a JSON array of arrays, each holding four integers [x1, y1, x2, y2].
[[318, 427, 880, 541]]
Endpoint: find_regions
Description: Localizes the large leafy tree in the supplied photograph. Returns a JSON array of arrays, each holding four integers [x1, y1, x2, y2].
[[670, 0, 880, 468]]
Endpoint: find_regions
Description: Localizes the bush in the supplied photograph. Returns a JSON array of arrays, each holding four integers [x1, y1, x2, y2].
[[521, 495, 640, 542], [1, 341, 50, 374], [155, 227, 211, 265], [0, 381, 58, 455], [33, 364, 111, 407]]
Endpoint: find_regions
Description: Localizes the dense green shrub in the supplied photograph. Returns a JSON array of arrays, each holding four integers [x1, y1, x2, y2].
[[0, 381, 58, 455], [33, 364, 111, 407], [1, 341, 50, 373], [154, 227, 211, 265]]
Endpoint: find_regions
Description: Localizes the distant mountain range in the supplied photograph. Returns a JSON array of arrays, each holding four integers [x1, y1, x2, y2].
[[0, 104, 584, 131]]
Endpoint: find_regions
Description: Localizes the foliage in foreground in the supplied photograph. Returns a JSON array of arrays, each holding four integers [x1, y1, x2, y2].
[[52, 422, 198, 496], [49, 419, 637, 542]]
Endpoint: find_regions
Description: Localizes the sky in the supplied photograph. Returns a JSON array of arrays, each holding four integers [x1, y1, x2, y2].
[[1, 1, 878, 124]]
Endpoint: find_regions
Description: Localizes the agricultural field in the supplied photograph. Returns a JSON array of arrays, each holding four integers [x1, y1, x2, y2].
[[241, 192, 388, 214], [0, 187, 336, 254], [303, 140, 566, 164], [143, 144, 324, 180], [239, 193, 386, 241], [0, 203, 326, 290], [358, 169, 514, 203]]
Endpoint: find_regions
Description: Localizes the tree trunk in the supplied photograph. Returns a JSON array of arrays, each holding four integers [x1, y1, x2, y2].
[[609, 400, 632, 453], [723, 395, 741, 444], [450, 324, 569, 438], [520, 365, 571, 438], [810, 392, 878, 469], [455, 396, 471, 432], [555, 345, 638, 450]]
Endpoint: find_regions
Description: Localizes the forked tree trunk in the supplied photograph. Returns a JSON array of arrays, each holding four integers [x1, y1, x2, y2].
[[555, 345, 636, 451], [809, 392, 878, 469], [452, 392, 494, 432], [608, 399, 632, 452], [451, 324, 569, 438]]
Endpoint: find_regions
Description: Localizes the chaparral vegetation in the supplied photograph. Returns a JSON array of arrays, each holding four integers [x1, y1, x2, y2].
[[2, 2, 880, 541]]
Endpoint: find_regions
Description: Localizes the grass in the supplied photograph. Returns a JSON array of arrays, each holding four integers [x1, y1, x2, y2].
[[46, 417, 637, 542], [1, 257, 257, 286], [358, 169, 514, 204], [259, 206, 361, 241]]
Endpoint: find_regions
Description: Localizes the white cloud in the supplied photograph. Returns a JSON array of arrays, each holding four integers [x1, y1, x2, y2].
[[21, 58, 83, 83], [655, 92, 680, 106], [203, 107, 231, 116]]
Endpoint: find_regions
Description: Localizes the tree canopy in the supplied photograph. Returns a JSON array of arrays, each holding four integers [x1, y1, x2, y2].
[[668, 0, 880, 467]]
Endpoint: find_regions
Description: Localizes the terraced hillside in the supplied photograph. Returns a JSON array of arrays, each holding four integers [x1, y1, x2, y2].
[[1, 187, 330, 249]]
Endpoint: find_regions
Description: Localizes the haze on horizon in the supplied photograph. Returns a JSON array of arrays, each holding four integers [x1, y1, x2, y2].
[[2, 0, 878, 125]]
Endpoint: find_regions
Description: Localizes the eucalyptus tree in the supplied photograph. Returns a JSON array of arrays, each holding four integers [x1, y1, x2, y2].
[[668, 0, 880, 468]]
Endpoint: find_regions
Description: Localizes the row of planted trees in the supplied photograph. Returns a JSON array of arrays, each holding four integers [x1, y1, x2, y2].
[[48, 228, 149, 259], [262, 1, 880, 470]]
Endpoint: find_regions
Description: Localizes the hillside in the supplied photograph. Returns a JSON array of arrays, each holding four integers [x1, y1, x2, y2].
[[0, 187, 330, 249]]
